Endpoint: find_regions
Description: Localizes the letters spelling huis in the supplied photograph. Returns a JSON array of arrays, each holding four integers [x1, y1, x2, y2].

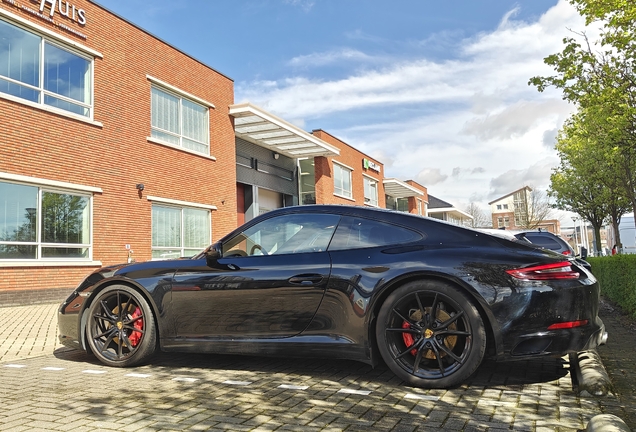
[[36, 0, 86, 25]]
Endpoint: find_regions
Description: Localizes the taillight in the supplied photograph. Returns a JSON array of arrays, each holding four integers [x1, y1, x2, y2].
[[562, 250, 572, 256], [547, 319, 588, 330], [506, 261, 579, 280]]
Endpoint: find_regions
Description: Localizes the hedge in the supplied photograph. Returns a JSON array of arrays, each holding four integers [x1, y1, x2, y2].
[[587, 255, 636, 318]]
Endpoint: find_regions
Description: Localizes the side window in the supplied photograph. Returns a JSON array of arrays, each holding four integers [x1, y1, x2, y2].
[[223, 214, 340, 257], [329, 216, 422, 251]]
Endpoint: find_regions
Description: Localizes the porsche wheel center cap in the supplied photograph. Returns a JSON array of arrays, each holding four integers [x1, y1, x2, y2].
[[424, 328, 434, 338], [116, 321, 123, 330]]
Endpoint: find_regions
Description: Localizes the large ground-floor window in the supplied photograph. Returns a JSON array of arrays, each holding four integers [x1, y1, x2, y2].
[[0, 181, 91, 260], [151, 205, 210, 259]]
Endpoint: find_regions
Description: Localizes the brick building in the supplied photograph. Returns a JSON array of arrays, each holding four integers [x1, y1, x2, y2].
[[1, 1, 462, 306], [0, 0, 236, 303]]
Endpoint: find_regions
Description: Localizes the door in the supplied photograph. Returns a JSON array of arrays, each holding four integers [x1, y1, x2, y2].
[[171, 213, 340, 339]]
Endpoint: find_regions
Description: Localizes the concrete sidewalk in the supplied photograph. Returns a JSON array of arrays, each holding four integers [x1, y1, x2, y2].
[[0, 303, 60, 363]]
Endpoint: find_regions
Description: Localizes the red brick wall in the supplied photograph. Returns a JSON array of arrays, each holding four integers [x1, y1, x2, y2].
[[0, 0, 236, 297], [405, 180, 428, 215], [311, 130, 385, 208], [492, 212, 515, 229]]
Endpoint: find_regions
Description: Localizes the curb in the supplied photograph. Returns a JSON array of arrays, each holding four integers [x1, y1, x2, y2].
[[571, 351, 631, 431], [570, 350, 613, 397], [586, 414, 631, 432]]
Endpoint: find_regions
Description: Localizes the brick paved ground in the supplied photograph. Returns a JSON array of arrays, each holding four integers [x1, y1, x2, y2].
[[0, 304, 60, 362], [0, 301, 632, 431]]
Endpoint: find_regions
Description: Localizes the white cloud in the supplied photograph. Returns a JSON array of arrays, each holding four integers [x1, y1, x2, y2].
[[235, 0, 598, 211], [417, 168, 448, 186], [283, 0, 314, 12], [488, 158, 557, 197], [288, 49, 376, 68], [461, 99, 573, 141]]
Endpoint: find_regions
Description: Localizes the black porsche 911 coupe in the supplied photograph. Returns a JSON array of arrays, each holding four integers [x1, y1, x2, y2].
[[58, 205, 607, 388]]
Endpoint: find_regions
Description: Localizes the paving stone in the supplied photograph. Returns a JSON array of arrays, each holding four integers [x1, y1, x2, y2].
[[1, 302, 634, 431]]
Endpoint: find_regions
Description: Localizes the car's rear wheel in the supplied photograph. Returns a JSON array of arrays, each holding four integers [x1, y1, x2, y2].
[[376, 280, 486, 388], [86, 285, 156, 367]]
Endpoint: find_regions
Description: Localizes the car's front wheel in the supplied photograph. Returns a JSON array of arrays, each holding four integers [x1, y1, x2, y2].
[[376, 280, 486, 388], [86, 285, 156, 367]]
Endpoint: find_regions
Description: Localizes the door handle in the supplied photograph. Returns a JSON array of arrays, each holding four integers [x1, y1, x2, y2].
[[289, 274, 324, 286]]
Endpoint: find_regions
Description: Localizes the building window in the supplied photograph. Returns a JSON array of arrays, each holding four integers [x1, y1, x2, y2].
[[0, 181, 91, 260], [503, 204, 509, 209], [497, 217, 504, 228], [496, 204, 502, 210], [0, 19, 93, 117], [298, 158, 316, 204], [363, 177, 378, 206], [151, 205, 210, 259], [333, 163, 352, 199], [386, 196, 409, 212], [151, 86, 209, 155], [504, 216, 510, 227]]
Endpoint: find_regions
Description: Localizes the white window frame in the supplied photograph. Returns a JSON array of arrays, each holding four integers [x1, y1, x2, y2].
[[0, 173, 100, 266], [363, 175, 379, 207], [147, 76, 213, 157], [0, 14, 97, 121], [148, 196, 215, 260], [333, 161, 353, 199]]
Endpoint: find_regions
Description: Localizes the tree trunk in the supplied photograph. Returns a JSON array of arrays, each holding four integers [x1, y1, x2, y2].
[[611, 217, 622, 252], [591, 222, 603, 256]]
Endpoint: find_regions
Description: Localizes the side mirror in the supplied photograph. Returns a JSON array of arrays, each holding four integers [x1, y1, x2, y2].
[[204, 242, 223, 262]]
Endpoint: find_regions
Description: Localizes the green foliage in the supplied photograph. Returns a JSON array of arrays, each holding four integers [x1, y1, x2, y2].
[[588, 255, 636, 317], [531, 0, 636, 243]]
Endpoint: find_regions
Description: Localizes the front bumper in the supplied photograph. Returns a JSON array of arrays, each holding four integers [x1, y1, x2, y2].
[[58, 292, 85, 350]]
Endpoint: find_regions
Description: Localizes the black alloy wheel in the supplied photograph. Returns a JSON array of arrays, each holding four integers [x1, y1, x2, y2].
[[86, 285, 157, 367], [376, 280, 486, 388]]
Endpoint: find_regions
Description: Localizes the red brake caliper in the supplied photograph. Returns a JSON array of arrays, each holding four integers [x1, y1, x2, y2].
[[128, 307, 143, 347], [402, 321, 417, 356]]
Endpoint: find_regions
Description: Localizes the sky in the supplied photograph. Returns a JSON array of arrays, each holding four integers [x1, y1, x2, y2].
[[93, 0, 595, 221]]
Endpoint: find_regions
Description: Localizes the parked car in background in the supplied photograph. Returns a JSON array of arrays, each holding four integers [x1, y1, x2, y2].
[[58, 206, 606, 389], [511, 229, 592, 271], [512, 230, 574, 256]]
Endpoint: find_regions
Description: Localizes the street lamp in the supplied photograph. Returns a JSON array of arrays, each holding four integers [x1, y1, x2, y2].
[[571, 216, 579, 254]]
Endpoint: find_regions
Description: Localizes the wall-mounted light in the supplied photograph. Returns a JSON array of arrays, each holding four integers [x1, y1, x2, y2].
[[273, 152, 280, 160], [136, 183, 145, 191]]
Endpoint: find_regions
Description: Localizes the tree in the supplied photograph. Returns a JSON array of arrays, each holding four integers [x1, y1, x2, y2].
[[549, 111, 631, 254], [529, 0, 636, 230], [463, 202, 491, 228], [520, 188, 554, 230]]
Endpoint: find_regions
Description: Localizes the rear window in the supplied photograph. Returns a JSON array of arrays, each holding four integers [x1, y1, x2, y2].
[[523, 233, 562, 250], [329, 216, 422, 250]]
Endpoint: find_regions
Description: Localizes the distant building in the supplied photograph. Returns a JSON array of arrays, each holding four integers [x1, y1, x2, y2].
[[427, 195, 473, 226], [488, 186, 560, 234]]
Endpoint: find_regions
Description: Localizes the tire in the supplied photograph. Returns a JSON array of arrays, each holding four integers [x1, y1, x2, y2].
[[376, 280, 486, 388], [86, 285, 157, 367]]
